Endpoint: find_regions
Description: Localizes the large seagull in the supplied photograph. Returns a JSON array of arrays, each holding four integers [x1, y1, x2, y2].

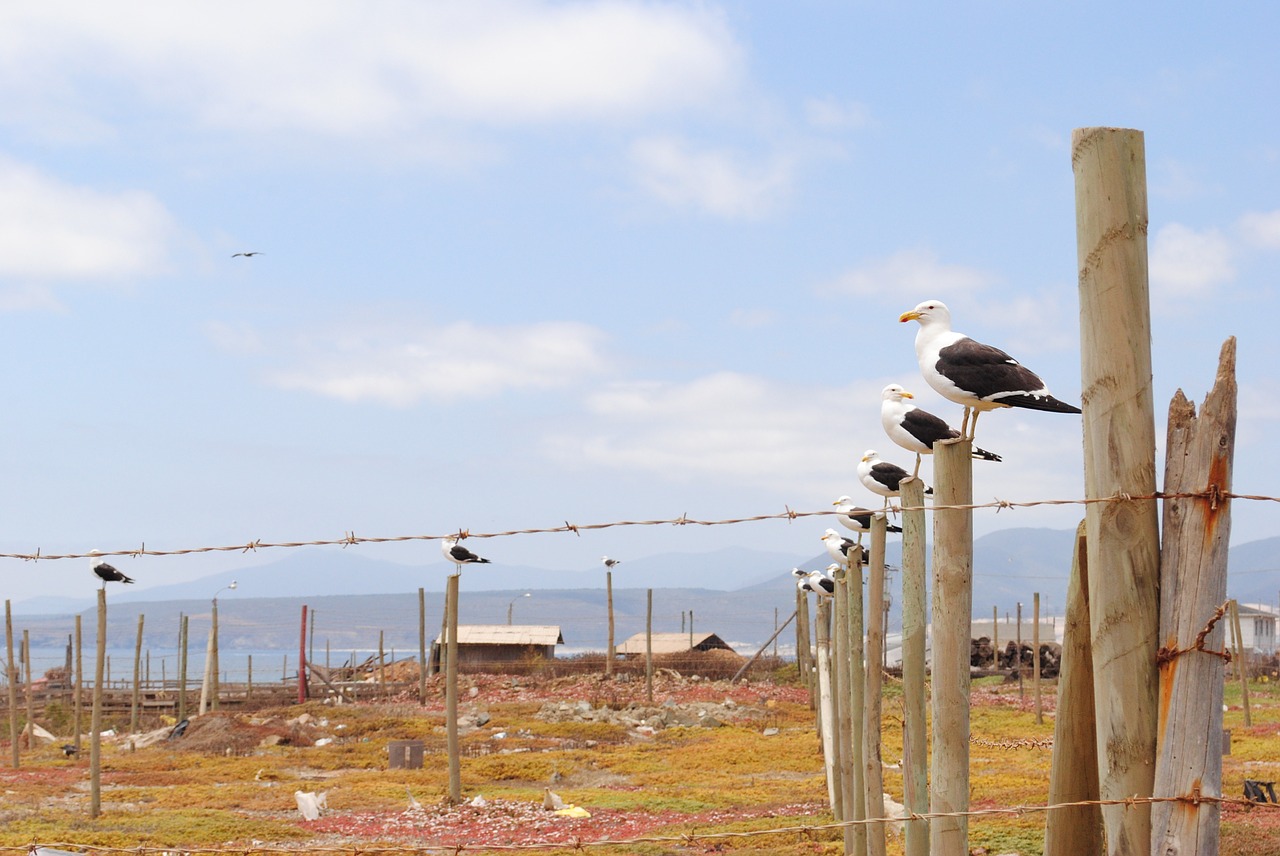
[[899, 299, 1080, 439]]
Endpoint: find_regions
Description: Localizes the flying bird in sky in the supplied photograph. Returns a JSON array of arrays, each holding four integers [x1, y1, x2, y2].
[[90, 550, 134, 587], [880, 383, 1002, 477], [231, 251, 262, 258], [441, 537, 490, 573], [900, 299, 1080, 439]]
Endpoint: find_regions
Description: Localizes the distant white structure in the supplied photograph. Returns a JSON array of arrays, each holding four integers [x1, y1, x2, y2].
[[1237, 603, 1278, 655]]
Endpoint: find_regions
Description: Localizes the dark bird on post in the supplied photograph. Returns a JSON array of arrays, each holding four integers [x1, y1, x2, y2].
[[602, 556, 620, 569], [441, 537, 490, 573], [90, 551, 134, 587], [900, 299, 1080, 440]]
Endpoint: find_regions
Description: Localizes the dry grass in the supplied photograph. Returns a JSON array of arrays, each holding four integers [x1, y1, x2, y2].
[[0, 670, 1276, 855]]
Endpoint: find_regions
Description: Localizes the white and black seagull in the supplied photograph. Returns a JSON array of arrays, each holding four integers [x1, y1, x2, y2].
[[858, 450, 932, 506], [792, 567, 834, 597], [822, 528, 868, 567], [831, 497, 903, 543], [90, 550, 134, 587], [441, 537, 491, 573], [900, 299, 1080, 439], [881, 384, 1002, 477], [602, 556, 620, 569]]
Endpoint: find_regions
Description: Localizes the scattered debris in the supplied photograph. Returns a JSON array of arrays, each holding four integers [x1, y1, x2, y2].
[[295, 790, 328, 821]]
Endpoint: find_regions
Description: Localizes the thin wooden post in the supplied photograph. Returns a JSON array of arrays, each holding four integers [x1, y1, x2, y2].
[[930, 439, 972, 855], [992, 605, 999, 668], [1229, 601, 1251, 726], [815, 598, 838, 813], [1017, 602, 1024, 700], [131, 614, 144, 733], [846, 546, 867, 856], [1045, 521, 1103, 855], [1075, 125, 1160, 855], [645, 589, 654, 704], [91, 588, 106, 818], [731, 611, 797, 683], [378, 629, 386, 698], [5, 601, 18, 768], [299, 605, 309, 704], [1033, 593, 1042, 724], [308, 607, 316, 668], [247, 654, 253, 701], [1152, 339, 1236, 854], [606, 571, 615, 678], [73, 614, 83, 757], [833, 573, 852, 825], [418, 587, 427, 703], [445, 572, 461, 803], [900, 477, 929, 856], [864, 516, 888, 856], [23, 630, 33, 750], [177, 614, 188, 722]]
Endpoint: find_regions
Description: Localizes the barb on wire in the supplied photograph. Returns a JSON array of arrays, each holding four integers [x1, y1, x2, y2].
[[1157, 599, 1233, 665]]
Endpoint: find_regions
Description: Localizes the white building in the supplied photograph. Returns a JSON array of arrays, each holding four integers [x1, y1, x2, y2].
[[1238, 603, 1277, 655]]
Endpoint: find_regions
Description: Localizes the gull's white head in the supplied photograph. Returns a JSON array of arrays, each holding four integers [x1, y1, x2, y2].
[[881, 384, 914, 402], [899, 299, 951, 327]]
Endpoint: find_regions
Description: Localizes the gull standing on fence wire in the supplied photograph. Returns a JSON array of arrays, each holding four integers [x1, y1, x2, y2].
[[832, 497, 903, 544], [899, 299, 1081, 440], [880, 383, 1002, 477], [858, 450, 932, 508], [89, 550, 134, 587], [441, 537, 490, 573]]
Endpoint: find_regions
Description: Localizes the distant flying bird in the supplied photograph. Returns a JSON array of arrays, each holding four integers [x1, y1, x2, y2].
[[880, 384, 1002, 477], [900, 299, 1081, 439], [602, 556, 620, 569], [231, 251, 262, 258], [858, 450, 932, 506], [441, 537, 491, 573], [831, 497, 903, 544], [90, 551, 134, 587]]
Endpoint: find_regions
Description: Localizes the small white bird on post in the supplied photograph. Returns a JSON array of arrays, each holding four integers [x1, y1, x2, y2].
[[441, 537, 490, 573]]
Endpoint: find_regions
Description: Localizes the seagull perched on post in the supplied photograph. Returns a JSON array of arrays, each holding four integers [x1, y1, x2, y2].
[[899, 299, 1080, 439], [832, 498, 903, 544], [821, 528, 868, 567], [89, 550, 134, 587], [601, 556, 620, 569], [858, 450, 932, 507], [441, 537, 490, 573], [792, 567, 834, 597], [880, 384, 1002, 477]]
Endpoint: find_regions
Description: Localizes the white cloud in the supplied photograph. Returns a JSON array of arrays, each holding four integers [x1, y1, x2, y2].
[[0, 156, 175, 280], [803, 96, 875, 131], [1148, 223, 1234, 297], [0, 283, 65, 313], [1238, 210, 1280, 249], [629, 136, 795, 219], [821, 248, 993, 300], [0, 2, 742, 138], [223, 318, 610, 407]]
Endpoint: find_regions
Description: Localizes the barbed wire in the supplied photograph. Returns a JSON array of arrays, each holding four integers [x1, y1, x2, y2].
[[0, 488, 1273, 566], [3, 792, 1274, 855]]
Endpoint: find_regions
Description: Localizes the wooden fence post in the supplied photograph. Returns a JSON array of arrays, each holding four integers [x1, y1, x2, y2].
[[931, 438, 973, 855], [1033, 593, 1042, 724], [900, 477, 929, 856], [1074, 125, 1160, 855], [814, 598, 838, 813], [1044, 521, 1103, 855], [418, 587, 427, 703], [299, 605, 310, 704], [833, 574, 852, 825], [91, 588, 106, 818], [5, 601, 18, 768], [1228, 601, 1251, 725], [645, 589, 654, 704], [131, 614, 144, 733], [846, 545, 867, 856], [74, 614, 83, 757], [864, 517, 888, 856], [445, 572, 461, 803], [23, 630, 33, 750], [177, 614, 188, 722], [606, 571, 615, 678], [1151, 338, 1236, 853]]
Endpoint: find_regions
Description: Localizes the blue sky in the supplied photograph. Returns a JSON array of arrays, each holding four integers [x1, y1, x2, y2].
[[2, 2, 1278, 603]]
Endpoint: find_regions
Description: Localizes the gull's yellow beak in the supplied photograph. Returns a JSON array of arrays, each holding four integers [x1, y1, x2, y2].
[[899, 310, 921, 322], [901, 389, 914, 399]]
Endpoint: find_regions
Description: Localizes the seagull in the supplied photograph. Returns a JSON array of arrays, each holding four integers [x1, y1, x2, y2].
[[858, 450, 932, 507], [832, 497, 903, 544], [61, 744, 78, 757], [792, 567, 834, 597], [231, 251, 262, 258], [900, 299, 1081, 439], [821, 528, 867, 567], [880, 384, 1002, 477], [441, 537, 491, 573], [602, 556, 620, 569], [90, 551, 134, 587]]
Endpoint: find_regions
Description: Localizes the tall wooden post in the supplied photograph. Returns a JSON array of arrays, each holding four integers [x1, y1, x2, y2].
[[1074, 125, 1160, 855], [1152, 339, 1235, 854], [299, 605, 310, 704], [177, 614, 188, 721], [131, 614, 144, 733], [418, 587, 428, 703], [606, 571, 615, 678], [1229, 601, 1251, 726], [22, 630, 33, 750], [90, 589, 106, 818], [992, 605, 999, 669], [378, 629, 386, 698], [73, 614, 83, 757], [445, 572, 461, 803], [834, 571, 854, 831], [815, 598, 838, 813], [864, 517, 888, 856], [247, 654, 253, 701], [5, 601, 18, 768], [931, 439, 973, 855], [846, 546, 867, 856], [900, 477, 929, 856], [645, 589, 654, 704], [1045, 521, 1103, 855], [1033, 593, 1042, 724]]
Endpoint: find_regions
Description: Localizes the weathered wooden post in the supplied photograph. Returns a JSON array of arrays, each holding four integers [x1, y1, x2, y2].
[[300, 605, 310, 704], [846, 545, 868, 856], [445, 572, 461, 803], [5, 601, 18, 767], [23, 630, 33, 749], [177, 613, 188, 721], [1045, 521, 1103, 856], [606, 571, 615, 678], [1074, 125, 1161, 854], [1151, 338, 1236, 854], [864, 516, 888, 856], [418, 587, 427, 703], [1228, 601, 1251, 725], [91, 589, 106, 818], [645, 589, 654, 704], [74, 614, 83, 757], [815, 597, 838, 813], [1033, 593, 1042, 725], [900, 477, 929, 856], [131, 614, 144, 733], [833, 567, 853, 828], [931, 438, 973, 855]]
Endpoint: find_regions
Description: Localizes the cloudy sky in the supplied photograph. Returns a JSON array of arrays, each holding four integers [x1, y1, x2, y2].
[[2, 2, 1277, 602]]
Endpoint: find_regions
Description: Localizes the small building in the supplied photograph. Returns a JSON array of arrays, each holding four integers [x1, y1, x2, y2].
[[432, 625, 564, 673], [615, 631, 735, 656], [1237, 604, 1277, 655]]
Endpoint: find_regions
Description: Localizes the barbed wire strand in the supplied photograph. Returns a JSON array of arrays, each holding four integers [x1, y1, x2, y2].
[[1, 488, 1273, 566], [4, 793, 1275, 855]]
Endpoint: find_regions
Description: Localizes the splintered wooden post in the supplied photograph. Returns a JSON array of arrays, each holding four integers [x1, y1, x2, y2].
[[1044, 521, 1103, 856], [5, 601, 18, 768], [931, 438, 972, 855], [445, 572, 461, 803], [864, 516, 888, 856], [847, 545, 868, 856], [900, 476, 929, 856], [834, 568, 853, 827], [91, 588, 106, 818], [1074, 125, 1160, 854], [1152, 337, 1236, 855], [814, 598, 838, 813]]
